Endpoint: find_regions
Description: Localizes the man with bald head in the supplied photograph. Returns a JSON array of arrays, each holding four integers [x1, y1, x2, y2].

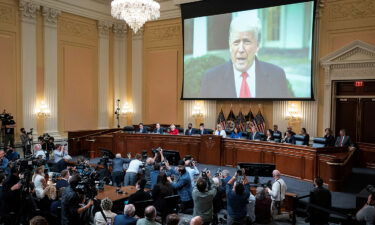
[[200, 15, 290, 98], [136, 206, 160, 225], [266, 170, 287, 217], [190, 216, 203, 225]]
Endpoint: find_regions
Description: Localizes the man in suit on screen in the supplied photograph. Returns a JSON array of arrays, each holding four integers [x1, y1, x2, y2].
[[200, 15, 291, 98]]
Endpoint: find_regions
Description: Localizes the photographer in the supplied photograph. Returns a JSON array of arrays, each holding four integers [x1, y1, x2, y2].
[[168, 164, 193, 212], [226, 170, 250, 224], [356, 191, 375, 225], [266, 170, 287, 217], [111, 153, 131, 187], [192, 170, 217, 224], [3, 114, 16, 149], [124, 153, 143, 186], [185, 159, 199, 187], [20, 128, 32, 157], [61, 174, 94, 225], [53, 144, 72, 173]]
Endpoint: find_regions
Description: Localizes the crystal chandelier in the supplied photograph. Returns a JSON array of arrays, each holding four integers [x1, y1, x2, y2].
[[111, 0, 160, 33]]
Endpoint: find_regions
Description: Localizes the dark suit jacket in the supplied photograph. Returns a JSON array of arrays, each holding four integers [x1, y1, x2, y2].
[[198, 129, 209, 135], [249, 132, 262, 140], [137, 128, 148, 134], [284, 136, 296, 144], [184, 128, 194, 135], [335, 136, 352, 147], [324, 135, 335, 147], [153, 128, 164, 134], [308, 186, 331, 223], [200, 58, 291, 98]]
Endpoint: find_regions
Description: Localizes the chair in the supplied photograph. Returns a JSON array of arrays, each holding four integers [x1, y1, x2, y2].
[[312, 137, 327, 148], [157, 195, 181, 223], [123, 126, 135, 133], [225, 129, 233, 136], [177, 127, 184, 134], [295, 135, 306, 145], [191, 128, 200, 134], [133, 199, 154, 217], [206, 129, 214, 134]]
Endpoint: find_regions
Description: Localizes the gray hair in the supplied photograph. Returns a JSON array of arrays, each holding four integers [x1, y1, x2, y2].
[[116, 153, 121, 158], [124, 204, 135, 216], [101, 197, 113, 211], [222, 169, 230, 177], [229, 14, 262, 44]]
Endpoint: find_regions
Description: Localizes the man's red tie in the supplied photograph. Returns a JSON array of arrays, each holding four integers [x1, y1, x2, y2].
[[240, 72, 251, 98]]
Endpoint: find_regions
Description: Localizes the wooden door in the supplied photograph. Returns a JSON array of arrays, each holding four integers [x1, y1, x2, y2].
[[335, 98, 359, 143], [360, 99, 375, 143]]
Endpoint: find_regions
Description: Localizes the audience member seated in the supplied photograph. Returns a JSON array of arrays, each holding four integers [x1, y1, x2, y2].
[[226, 170, 250, 224], [32, 166, 47, 199], [284, 130, 296, 144], [299, 128, 310, 146], [137, 123, 148, 134], [152, 172, 174, 216], [124, 153, 143, 186], [34, 144, 46, 160], [190, 216, 203, 225], [185, 123, 194, 135], [128, 179, 152, 204], [114, 204, 138, 225], [168, 164, 193, 212], [324, 128, 335, 147], [165, 214, 180, 225], [50, 187, 64, 218], [53, 145, 71, 163], [307, 177, 331, 225], [249, 125, 261, 141], [136, 206, 161, 225], [273, 125, 282, 138], [192, 174, 217, 224], [230, 127, 242, 139], [255, 187, 272, 224], [198, 123, 209, 135], [356, 192, 375, 225], [94, 197, 117, 225], [56, 169, 70, 190], [284, 126, 296, 137], [30, 216, 49, 225], [214, 124, 227, 138], [265, 129, 274, 142], [266, 170, 287, 217], [5, 148, 19, 161], [335, 129, 352, 147], [39, 184, 57, 213], [168, 124, 179, 135], [153, 123, 164, 134], [111, 153, 131, 187]]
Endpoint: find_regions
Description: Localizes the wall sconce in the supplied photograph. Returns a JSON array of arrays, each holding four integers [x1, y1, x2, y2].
[[286, 102, 301, 121], [121, 102, 133, 116], [192, 103, 204, 118], [35, 101, 51, 118]]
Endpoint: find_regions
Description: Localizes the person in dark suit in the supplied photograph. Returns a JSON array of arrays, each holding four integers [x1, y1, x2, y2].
[[284, 126, 296, 137], [56, 169, 70, 190], [185, 123, 194, 135], [153, 123, 164, 134], [114, 204, 138, 225], [300, 128, 310, 146], [273, 125, 282, 137], [200, 15, 290, 99], [249, 126, 262, 140], [335, 129, 352, 147], [307, 177, 331, 225], [324, 128, 335, 147], [128, 179, 152, 204], [284, 130, 295, 144], [265, 129, 274, 142], [137, 123, 148, 134], [198, 123, 209, 135]]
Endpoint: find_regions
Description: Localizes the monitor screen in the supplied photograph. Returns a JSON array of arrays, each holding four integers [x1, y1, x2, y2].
[[182, 1, 315, 100]]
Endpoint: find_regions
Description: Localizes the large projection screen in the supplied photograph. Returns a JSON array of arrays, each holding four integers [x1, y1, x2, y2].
[[182, 1, 315, 100]]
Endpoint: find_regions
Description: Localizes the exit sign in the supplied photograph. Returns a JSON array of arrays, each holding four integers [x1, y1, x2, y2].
[[355, 81, 364, 87]]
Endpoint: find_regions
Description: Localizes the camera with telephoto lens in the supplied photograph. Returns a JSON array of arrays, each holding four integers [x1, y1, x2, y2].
[[75, 171, 103, 199], [214, 168, 222, 177], [0, 113, 12, 123]]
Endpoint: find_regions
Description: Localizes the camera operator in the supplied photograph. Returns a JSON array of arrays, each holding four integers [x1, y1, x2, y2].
[[20, 128, 32, 157], [266, 170, 287, 217], [192, 170, 217, 224], [226, 169, 250, 224], [356, 190, 375, 225], [185, 159, 200, 188], [111, 153, 131, 187], [167, 164, 193, 212], [61, 174, 94, 225], [3, 114, 16, 149], [53, 144, 72, 173], [124, 153, 143, 186], [220, 170, 231, 192]]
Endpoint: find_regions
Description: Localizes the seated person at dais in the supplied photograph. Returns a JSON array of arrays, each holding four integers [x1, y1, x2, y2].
[[168, 124, 179, 135], [137, 123, 148, 134], [265, 129, 274, 142], [324, 128, 335, 147], [153, 123, 164, 134], [249, 125, 262, 141], [335, 129, 352, 147], [185, 123, 194, 135], [284, 130, 296, 144], [299, 128, 310, 146], [214, 124, 227, 138], [230, 127, 242, 139]]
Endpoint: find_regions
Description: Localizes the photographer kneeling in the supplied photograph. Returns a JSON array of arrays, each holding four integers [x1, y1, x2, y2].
[[61, 174, 93, 225]]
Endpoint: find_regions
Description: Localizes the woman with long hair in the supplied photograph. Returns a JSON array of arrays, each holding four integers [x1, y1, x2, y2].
[[32, 166, 47, 199]]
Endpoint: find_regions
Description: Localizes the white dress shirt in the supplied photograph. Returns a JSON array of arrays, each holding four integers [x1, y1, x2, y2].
[[233, 62, 256, 97], [267, 178, 287, 201], [214, 130, 227, 138], [126, 159, 143, 173]]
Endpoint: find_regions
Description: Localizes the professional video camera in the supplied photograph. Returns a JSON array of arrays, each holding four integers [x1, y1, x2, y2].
[[0, 112, 12, 123], [214, 168, 222, 177], [366, 185, 375, 195], [39, 133, 51, 142], [75, 170, 104, 199], [16, 157, 46, 171]]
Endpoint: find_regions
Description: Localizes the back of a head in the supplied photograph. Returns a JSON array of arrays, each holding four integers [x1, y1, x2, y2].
[[235, 182, 245, 195], [144, 206, 156, 221], [30, 216, 48, 225], [315, 177, 324, 188], [190, 216, 203, 225], [196, 178, 207, 192], [61, 169, 69, 178], [166, 213, 180, 225], [135, 153, 142, 160], [157, 172, 167, 185], [137, 179, 147, 190], [101, 197, 113, 211], [69, 174, 81, 189], [124, 204, 135, 217]]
